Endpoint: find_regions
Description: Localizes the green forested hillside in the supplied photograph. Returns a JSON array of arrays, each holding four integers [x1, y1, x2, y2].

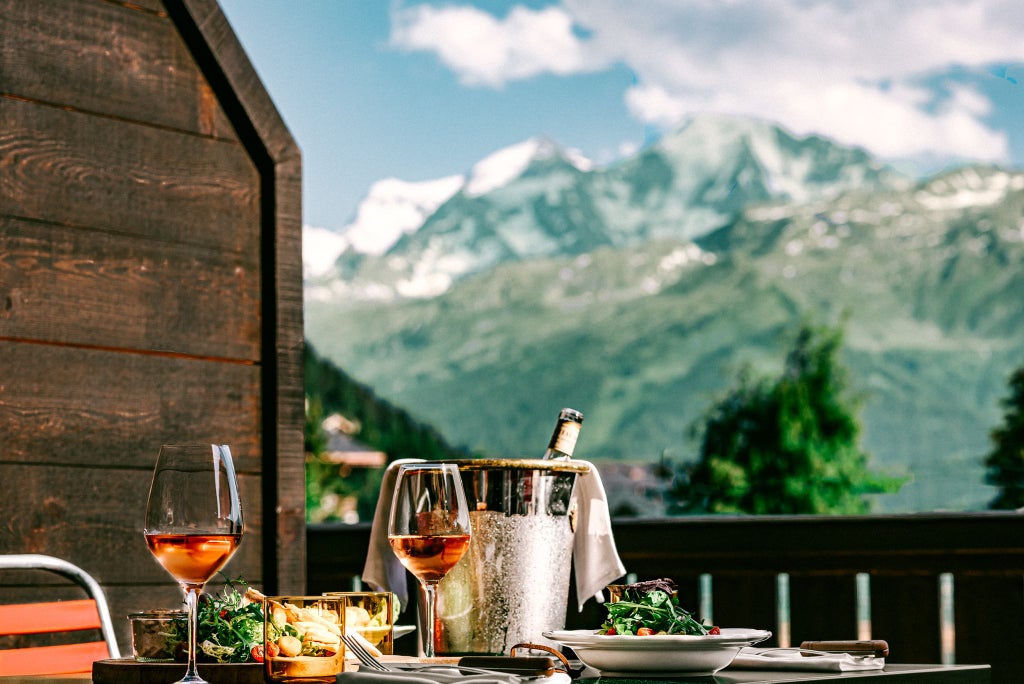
[[306, 165, 1024, 513], [304, 343, 470, 521]]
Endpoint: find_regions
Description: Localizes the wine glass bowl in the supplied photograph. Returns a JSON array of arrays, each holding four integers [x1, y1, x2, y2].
[[144, 444, 243, 684], [387, 463, 470, 657], [144, 534, 241, 587]]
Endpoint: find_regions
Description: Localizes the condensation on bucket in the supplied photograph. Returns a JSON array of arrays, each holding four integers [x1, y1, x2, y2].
[[435, 509, 574, 654]]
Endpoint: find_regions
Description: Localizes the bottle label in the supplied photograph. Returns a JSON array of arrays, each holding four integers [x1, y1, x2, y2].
[[550, 421, 580, 456]]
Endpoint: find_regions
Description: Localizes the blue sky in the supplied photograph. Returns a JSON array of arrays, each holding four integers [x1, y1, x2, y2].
[[218, 0, 1024, 234]]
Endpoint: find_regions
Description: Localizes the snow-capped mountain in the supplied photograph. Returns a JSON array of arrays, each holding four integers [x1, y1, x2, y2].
[[303, 175, 464, 279], [306, 151, 1024, 513], [306, 115, 905, 302]]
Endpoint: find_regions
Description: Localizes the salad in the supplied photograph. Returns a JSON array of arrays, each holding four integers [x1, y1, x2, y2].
[[164, 576, 270, 663], [599, 578, 719, 636]]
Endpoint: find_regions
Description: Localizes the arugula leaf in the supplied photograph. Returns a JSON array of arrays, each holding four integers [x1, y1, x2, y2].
[[167, 575, 269, 663], [600, 582, 710, 636]]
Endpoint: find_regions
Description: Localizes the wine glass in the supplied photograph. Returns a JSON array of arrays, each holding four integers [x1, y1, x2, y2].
[[144, 444, 243, 684], [387, 463, 471, 658]]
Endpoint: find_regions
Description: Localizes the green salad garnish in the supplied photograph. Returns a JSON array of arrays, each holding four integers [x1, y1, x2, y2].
[[166, 576, 285, 663], [600, 579, 716, 636]]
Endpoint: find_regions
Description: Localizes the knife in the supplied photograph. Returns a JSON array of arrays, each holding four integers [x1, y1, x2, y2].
[[457, 656, 558, 676], [800, 640, 889, 657]]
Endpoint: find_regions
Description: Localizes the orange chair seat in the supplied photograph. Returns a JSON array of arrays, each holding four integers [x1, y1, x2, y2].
[[0, 641, 111, 676], [0, 599, 103, 634], [0, 598, 108, 676]]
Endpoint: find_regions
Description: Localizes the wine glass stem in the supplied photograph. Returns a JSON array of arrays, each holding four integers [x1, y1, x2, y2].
[[421, 580, 438, 658], [182, 583, 205, 682]]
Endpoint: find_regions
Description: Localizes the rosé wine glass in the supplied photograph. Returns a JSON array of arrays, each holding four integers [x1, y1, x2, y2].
[[144, 444, 243, 684], [387, 463, 470, 658]]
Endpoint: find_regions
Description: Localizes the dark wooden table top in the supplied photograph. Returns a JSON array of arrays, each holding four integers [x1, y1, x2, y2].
[[0, 662, 991, 684], [577, 663, 991, 683]]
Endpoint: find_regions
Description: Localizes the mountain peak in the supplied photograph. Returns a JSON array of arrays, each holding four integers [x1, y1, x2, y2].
[[341, 174, 464, 257], [653, 112, 898, 205], [465, 137, 592, 197]]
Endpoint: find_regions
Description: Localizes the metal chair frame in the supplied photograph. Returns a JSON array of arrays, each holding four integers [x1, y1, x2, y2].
[[0, 553, 121, 659]]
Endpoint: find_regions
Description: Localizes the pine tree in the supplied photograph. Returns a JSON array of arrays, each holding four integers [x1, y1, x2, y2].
[[671, 323, 904, 514], [984, 365, 1024, 510]]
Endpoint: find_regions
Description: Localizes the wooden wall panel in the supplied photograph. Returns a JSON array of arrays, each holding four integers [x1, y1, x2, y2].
[[0, 217, 260, 359], [0, 0, 305, 655], [0, 0, 234, 138], [169, 0, 308, 593], [0, 341, 262, 471], [0, 465, 262, 582], [0, 98, 259, 251]]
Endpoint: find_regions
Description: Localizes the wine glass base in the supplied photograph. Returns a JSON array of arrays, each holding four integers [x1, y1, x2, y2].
[[174, 673, 209, 684]]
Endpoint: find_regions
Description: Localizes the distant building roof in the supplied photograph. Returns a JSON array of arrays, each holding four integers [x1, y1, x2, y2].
[[318, 413, 387, 468]]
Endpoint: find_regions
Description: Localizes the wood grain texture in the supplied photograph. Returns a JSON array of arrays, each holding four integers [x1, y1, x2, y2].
[[176, 0, 301, 163], [0, 0, 234, 138], [93, 659, 264, 684], [268, 162, 306, 594], [0, 217, 260, 359], [0, 0, 305, 611], [0, 465, 263, 582], [167, 0, 305, 593], [0, 341, 262, 471], [0, 97, 259, 251]]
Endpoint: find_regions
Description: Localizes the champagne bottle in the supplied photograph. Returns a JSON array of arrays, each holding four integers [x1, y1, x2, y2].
[[542, 408, 584, 460]]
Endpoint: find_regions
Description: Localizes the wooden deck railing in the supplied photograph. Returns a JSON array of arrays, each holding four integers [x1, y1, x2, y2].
[[307, 512, 1024, 683]]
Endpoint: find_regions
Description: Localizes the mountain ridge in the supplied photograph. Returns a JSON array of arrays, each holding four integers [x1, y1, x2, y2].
[[308, 114, 906, 302], [304, 115, 1024, 513]]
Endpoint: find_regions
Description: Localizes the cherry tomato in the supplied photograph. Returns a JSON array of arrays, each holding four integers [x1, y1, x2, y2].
[[637, 627, 655, 636], [604, 627, 617, 635], [251, 645, 264, 663], [708, 626, 721, 635], [266, 641, 280, 657]]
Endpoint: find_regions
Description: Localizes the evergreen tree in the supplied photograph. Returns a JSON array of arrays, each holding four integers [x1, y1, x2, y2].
[[984, 365, 1024, 510], [671, 323, 903, 514]]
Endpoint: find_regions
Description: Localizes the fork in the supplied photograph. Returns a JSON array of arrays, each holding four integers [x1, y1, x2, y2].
[[340, 634, 520, 682], [342, 633, 389, 672]]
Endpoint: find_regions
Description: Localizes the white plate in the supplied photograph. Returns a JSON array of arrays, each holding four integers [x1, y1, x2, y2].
[[394, 625, 416, 639], [543, 628, 772, 676]]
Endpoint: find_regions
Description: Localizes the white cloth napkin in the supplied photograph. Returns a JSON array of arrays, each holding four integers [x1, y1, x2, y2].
[[362, 458, 425, 607], [729, 647, 885, 672], [361, 459, 625, 612], [571, 461, 626, 611], [337, 669, 572, 684]]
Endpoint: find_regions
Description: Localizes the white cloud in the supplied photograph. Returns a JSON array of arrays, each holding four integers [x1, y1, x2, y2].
[[302, 225, 348, 279], [624, 84, 687, 128], [391, 0, 1024, 164], [390, 3, 606, 87]]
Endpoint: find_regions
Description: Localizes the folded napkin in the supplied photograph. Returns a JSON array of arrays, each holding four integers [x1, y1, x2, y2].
[[362, 458, 425, 607], [361, 459, 625, 612], [337, 667, 572, 684], [571, 461, 626, 611], [729, 647, 885, 672]]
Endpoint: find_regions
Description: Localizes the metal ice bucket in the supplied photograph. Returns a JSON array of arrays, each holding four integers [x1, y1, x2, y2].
[[431, 458, 589, 655]]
